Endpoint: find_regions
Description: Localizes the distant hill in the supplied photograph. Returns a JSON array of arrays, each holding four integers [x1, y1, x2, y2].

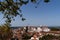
[[11, 26, 60, 30], [48, 27, 60, 31]]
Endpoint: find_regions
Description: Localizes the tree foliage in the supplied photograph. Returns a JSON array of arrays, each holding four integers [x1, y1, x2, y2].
[[0, 24, 13, 40], [0, 0, 50, 23], [39, 35, 60, 40], [0, 0, 50, 40]]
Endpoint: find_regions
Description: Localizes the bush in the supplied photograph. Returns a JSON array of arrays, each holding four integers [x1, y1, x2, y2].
[[39, 34, 60, 40]]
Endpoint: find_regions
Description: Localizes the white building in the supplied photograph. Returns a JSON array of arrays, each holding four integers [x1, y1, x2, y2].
[[43, 28, 50, 32], [36, 27, 42, 32], [41, 26, 50, 32]]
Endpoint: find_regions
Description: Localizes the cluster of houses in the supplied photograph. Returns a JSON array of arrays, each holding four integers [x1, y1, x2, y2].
[[11, 25, 60, 40]]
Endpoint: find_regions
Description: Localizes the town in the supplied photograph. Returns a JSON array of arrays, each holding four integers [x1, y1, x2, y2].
[[11, 25, 60, 40]]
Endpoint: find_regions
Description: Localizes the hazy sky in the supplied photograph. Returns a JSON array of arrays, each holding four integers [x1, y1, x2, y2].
[[0, 0, 60, 26]]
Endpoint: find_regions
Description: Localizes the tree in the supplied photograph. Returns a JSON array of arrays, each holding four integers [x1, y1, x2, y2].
[[0, 0, 50, 40], [39, 35, 60, 40], [0, 0, 50, 24], [0, 24, 13, 40]]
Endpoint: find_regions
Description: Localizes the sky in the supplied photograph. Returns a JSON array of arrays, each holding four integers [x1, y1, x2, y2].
[[0, 0, 60, 26]]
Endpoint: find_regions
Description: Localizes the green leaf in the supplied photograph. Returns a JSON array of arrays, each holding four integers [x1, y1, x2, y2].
[[20, 0, 29, 5], [20, 14, 22, 17], [22, 18, 26, 21], [31, 0, 36, 3], [13, 19, 15, 21], [44, 0, 50, 3]]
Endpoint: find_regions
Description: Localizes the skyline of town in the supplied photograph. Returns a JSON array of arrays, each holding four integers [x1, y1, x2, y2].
[[0, 0, 60, 40]]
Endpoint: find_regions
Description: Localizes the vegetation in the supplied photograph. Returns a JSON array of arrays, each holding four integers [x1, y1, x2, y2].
[[22, 34, 60, 40], [0, 24, 12, 40], [39, 35, 60, 40], [0, 0, 50, 23], [50, 27, 60, 31], [0, 0, 50, 40]]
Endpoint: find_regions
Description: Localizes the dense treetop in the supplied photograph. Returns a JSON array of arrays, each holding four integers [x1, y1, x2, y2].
[[0, 0, 50, 24]]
